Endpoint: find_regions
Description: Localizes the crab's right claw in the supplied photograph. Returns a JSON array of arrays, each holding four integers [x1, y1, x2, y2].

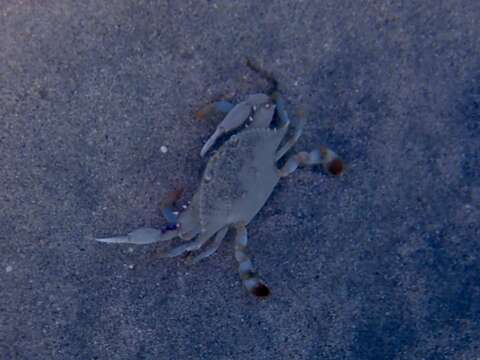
[[96, 227, 177, 245], [200, 101, 252, 157]]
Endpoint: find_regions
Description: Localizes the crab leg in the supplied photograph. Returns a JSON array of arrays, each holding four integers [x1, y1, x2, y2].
[[275, 120, 304, 161], [234, 223, 270, 298], [246, 58, 278, 94], [187, 226, 229, 264], [200, 101, 252, 157], [274, 93, 305, 160], [272, 91, 290, 127], [96, 226, 179, 244], [277, 147, 344, 177], [160, 228, 217, 258]]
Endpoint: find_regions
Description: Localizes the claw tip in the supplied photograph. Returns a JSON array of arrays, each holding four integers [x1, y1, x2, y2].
[[327, 158, 344, 176], [251, 283, 271, 298]]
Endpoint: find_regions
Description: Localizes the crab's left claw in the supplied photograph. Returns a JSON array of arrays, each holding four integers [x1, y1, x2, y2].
[[200, 101, 252, 157], [96, 227, 178, 245]]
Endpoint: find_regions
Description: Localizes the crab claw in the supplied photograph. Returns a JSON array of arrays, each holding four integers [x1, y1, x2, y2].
[[200, 127, 223, 157], [96, 227, 177, 245], [200, 101, 252, 157]]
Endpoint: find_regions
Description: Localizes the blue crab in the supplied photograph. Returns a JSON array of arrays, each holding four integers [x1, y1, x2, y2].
[[96, 62, 344, 297]]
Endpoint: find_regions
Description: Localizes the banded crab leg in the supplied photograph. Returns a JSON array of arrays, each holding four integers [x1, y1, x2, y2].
[[234, 223, 270, 298], [278, 146, 344, 177]]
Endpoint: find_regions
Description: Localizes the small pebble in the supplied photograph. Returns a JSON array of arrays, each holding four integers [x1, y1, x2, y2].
[[128, 264, 135, 270], [160, 145, 168, 153], [5, 265, 13, 273]]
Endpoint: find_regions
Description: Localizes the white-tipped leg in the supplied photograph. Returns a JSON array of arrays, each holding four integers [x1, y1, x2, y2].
[[187, 226, 229, 264], [96, 227, 179, 245], [234, 223, 270, 298], [200, 102, 252, 157], [278, 146, 344, 177]]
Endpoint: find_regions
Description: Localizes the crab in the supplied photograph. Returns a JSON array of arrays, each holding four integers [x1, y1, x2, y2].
[[96, 61, 344, 297]]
